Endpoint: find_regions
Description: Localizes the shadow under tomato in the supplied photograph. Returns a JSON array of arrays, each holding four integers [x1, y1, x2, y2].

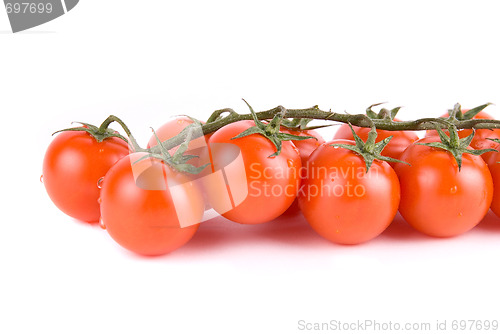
[[378, 212, 433, 242], [181, 212, 330, 254], [251, 213, 332, 247], [183, 210, 443, 255], [183, 216, 239, 250], [173, 207, 500, 258]]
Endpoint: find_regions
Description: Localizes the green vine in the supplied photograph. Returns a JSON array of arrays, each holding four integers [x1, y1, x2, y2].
[[147, 102, 500, 153], [54, 102, 500, 156]]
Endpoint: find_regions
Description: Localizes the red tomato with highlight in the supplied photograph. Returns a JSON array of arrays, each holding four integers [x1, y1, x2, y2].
[[205, 120, 301, 224], [100, 153, 203, 256], [43, 131, 129, 223], [298, 140, 400, 245], [395, 137, 493, 237], [333, 120, 418, 166]]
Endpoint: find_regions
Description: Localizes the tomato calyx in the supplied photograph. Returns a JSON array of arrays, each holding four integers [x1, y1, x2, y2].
[[53, 121, 128, 144], [365, 102, 402, 121], [135, 127, 210, 175], [330, 121, 408, 172], [418, 123, 497, 170], [52, 115, 147, 153], [232, 99, 315, 157], [445, 102, 493, 121]]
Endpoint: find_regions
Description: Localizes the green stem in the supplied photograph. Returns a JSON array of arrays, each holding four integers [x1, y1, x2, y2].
[[206, 108, 237, 123], [99, 115, 145, 152], [364, 118, 378, 153]]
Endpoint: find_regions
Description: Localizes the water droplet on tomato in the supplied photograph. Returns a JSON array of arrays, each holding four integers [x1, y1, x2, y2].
[[331, 178, 335, 182], [99, 217, 106, 230], [450, 185, 458, 194], [99, 148, 104, 153], [97, 177, 104, 189], [40, 175, 44, 183], [97, 197, 102, 204], [458, 212, 463, 217], [287, 159, 294, 167]]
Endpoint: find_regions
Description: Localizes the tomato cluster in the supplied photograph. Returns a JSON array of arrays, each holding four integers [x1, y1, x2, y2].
[[42, 106, 500, 256]]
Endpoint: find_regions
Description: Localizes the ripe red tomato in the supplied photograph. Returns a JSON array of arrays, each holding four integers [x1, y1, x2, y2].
[[395, 136, 493, 237], [147, 116, 209, 152], [205, 120, 301, 224], [333, 120, 418, 166], [43, 131, 129, 223], [100, 153, 203, 256], [298, 140, 400, 245], [425, 111, 500, 162]]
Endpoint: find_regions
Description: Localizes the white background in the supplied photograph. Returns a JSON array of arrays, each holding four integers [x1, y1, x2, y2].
[[2, 1, 500, 333]]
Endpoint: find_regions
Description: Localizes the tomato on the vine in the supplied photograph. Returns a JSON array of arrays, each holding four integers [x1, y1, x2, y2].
[[395, 136, 493, 237], [100, 153, 203, 256], [43, 130, 129, 223], [425, 109, 500, 162], [205, 120, 301, 224], [298, 139, 400, 245], [334, 120, 418, 166], [425, 110, 500, 139]]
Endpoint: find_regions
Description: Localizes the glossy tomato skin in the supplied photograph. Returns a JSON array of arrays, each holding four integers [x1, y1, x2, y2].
[[100, 153, 202, 256], [425, 111, 500, 162], [298, 140, 400, 245], [43, 131, 129, 223], [206, 120, 301, 224], [483, 147, 500, 218], [395, 136, 493, 237], [333, 119, 418, 166]]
